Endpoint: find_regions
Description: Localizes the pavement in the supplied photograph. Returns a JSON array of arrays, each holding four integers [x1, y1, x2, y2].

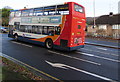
[[0, 34, 119, 81], [85, 38, 119, 47]]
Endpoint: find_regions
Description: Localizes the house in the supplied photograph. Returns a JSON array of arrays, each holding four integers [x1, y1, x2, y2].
[[87, 13, 120, 39]]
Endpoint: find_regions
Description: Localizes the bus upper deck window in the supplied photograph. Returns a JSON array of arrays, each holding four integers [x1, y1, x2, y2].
[[57, 4, 69, 15], [15, 11, 21, 17], [10, 12, 15, 17], [29, 9, 34, 16], [74, 4, 84, 13], [34, 8, 44, 16], [44, 6, 56, 15], [44, 12, 49, 16], [21, 10, 29, 16]]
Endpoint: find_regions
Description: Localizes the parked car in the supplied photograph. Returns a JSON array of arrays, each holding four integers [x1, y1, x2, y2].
[[0, 26, 8, 33]]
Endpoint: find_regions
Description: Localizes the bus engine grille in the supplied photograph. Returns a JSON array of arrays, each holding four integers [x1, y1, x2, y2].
[[60, 39, 68, 47]]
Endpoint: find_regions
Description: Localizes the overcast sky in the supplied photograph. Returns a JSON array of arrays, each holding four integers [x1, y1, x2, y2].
[[0, 0, 120, 17]]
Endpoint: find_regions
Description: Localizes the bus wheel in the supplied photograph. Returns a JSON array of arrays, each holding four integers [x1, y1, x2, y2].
[[14, 34, 18, 41], [45, 39, 53, 49]]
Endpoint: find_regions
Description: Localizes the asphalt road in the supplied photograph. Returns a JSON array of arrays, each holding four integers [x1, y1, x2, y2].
[[1, 34, 120, 81]]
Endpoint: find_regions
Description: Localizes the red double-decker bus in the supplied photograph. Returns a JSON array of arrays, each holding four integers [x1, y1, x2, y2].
[[8, 2, 86, 51]]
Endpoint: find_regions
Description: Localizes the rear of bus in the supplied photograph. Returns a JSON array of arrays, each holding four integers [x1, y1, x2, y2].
[[68, 2, 86, 50], [55, 2, 86, 51]]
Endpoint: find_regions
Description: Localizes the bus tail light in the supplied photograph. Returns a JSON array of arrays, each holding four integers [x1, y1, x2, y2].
[[72, 33, 74, 35]]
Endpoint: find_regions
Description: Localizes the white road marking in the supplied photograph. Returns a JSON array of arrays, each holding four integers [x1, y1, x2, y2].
[[46, 60, 68, 69], [11, 41, 32, 48], [77, 52, 120, 63], [46, 60, 116, 82], [96, 47, 107, 50], [80, 48, 118, 57], [48, 50, 101, 66]]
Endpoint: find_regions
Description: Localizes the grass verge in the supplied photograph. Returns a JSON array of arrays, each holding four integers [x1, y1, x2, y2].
[[2, 57, 43, 81]]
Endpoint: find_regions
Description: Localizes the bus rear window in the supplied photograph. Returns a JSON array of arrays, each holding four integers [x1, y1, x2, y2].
[[74, 4, 84, 13]]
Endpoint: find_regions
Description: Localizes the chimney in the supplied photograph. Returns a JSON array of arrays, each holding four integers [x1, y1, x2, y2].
[[24, 7, 27, 9], [109, 12, 113, 17]]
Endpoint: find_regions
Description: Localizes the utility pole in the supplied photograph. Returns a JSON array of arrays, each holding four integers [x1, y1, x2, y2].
[[118, 1, 120, 13], [93, 0, 96, 28]]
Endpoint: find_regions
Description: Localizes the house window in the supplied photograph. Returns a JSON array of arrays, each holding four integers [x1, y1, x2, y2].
[[112, 25, 120, 29], [99, 25, 107, 29]]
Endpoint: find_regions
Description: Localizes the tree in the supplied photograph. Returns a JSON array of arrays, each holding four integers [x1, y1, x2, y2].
[[3, 6, 13, 9], [2, 7, 13, 26]]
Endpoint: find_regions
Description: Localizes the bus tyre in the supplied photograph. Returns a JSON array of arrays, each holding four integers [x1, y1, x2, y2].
[[14, 34, 18, 41], [45, 39, 53, 49]]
